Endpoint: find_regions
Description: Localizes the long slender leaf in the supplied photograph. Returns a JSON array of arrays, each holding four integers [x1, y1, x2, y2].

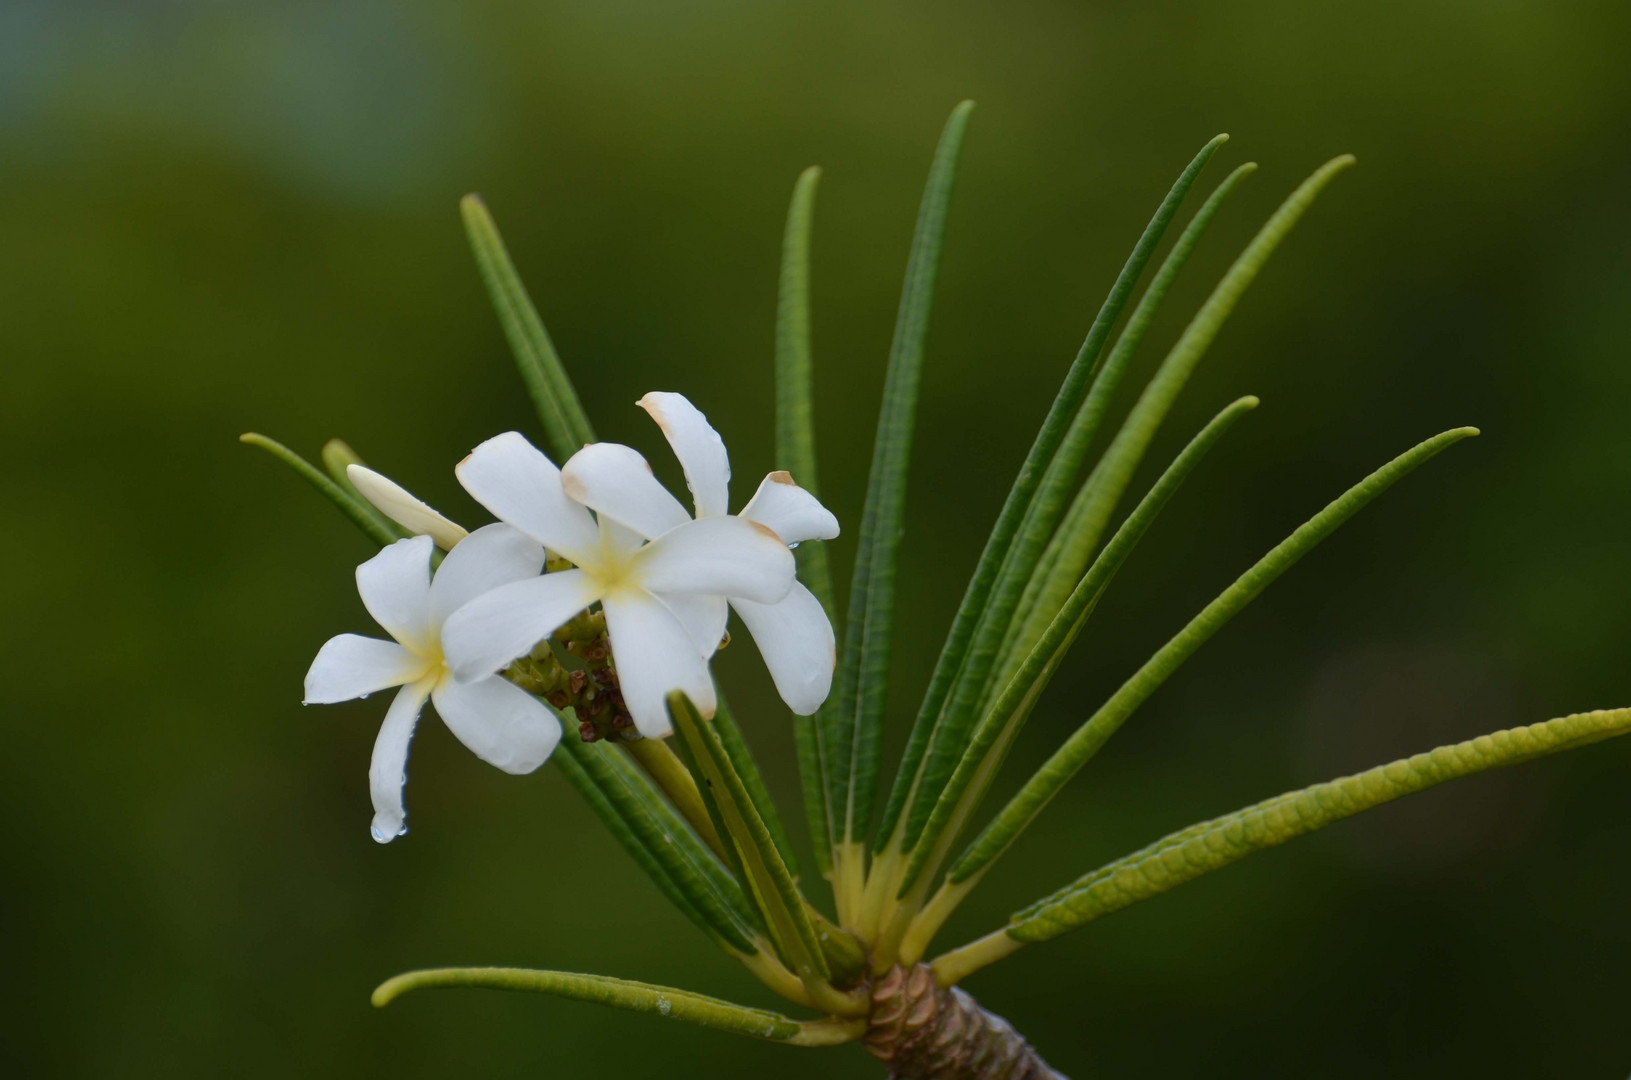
[[239, 433, 404, 548], [373, 966, 803, 1041], [948, 425, 1479, 883], [979, 163, 1257, 704], [1006, 707, 1631, 942], [828, 101, 974, 852], [874, 134, 1230, 852], [773, 165, 840, 877], [670, 692, 830, 982], [461, 194, 596, 462], [1003, 156, 1356, 676], [895, 161, 1258, 855], [713, 694, 800, 880], [555, 732, 760, 953], [898, 397, 1259, 894]]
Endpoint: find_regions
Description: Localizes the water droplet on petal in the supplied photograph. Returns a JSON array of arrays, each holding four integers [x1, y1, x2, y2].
[[371, 815, 407, 844]]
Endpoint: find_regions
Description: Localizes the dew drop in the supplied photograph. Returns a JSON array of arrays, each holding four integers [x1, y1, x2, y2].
[[371, 818, 407, 844]]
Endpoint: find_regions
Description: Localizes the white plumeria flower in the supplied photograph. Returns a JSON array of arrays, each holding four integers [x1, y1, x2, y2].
[[304, 526, 562, 843], [440, 432, 797, 738], [347, 464, 468, 550], [562, 391, 839, 715]]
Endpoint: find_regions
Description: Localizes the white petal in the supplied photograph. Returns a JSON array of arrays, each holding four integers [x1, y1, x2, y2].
[[431, 675, 562, 774], [456, 432, 600, 565], [599, 513, 647, 561], [661, 592, 730, 659], [739, 472, 840, 545], [601, 588, 716, 738], [440, 568, 602, 682], [304, 634, 429, 704], [560, 442, 690, 540], [427, 522, 546, 631], [356, 536, 435, 652], [730, 582, 836, 715], [637, 391, 730, 518], [347, 465, 469, 551], [369, 677, 432, 843], [633, 515, 794, 603]]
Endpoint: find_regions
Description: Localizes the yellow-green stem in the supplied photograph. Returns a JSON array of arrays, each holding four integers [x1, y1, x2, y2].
[[929, 929, 1025, 987], [898, 873, 983, 967], [871, 874, 934, 974], [857, 840, 905, 941], [737, 946, 819, 1009], [804, 978, 873, 1019], [622, 738, 728, 861], [787, 1016, 870, 1047], [832, 841, 867, 928]]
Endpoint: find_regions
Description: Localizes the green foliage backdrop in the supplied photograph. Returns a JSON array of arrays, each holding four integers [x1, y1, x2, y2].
[[2, 1, 1628, 1075]]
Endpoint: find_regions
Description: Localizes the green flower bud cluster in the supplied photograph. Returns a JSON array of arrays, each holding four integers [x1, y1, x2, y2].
[[503, 608, 639, 743]]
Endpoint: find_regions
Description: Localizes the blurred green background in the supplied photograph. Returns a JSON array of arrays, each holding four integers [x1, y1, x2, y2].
[[3, 1, 1629, 1076]]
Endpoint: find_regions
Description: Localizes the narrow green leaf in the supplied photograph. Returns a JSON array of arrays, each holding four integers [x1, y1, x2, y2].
[[461, 194, 596, 462], [874, 134, 1230, 851], [239, 433, 403, 548], [1006, 706, 1631, 942], [774, 164, 828, 546], [829, 101, 974, 850], [713, 694, 800, 881], [898, 397, 1259, 894], [670, 692, 829, 981], [319, 438, 367, 497], [895, 161, 1258, 855], [1003, 156, 1356, 678], [980, 162, 1257, 704], [373, 966, 803, 1041], [773, 165, 839, 876], [949, 425, 1479, 883], [792, 716, 833, 878], [555, 732, 760, 953], [318, 438, 413, 540]]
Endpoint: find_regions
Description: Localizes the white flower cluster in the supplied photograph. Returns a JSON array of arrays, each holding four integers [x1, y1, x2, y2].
[[303, 392, 839, 843]]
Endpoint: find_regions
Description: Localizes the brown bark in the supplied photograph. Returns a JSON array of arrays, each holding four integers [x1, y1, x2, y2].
[[862, 965, 1065, 1080]]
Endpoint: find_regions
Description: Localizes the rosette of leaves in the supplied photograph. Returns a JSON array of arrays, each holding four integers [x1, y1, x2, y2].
[[248, 104, 1631, 1079]]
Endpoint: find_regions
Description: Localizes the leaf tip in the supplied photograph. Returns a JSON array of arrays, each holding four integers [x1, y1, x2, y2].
[[371, 976, 405, 1008], [1319, 154, 1358, 179]]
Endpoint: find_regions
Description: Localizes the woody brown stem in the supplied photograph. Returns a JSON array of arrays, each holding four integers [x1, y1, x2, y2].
[[863, 965, 1064, 1080]]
